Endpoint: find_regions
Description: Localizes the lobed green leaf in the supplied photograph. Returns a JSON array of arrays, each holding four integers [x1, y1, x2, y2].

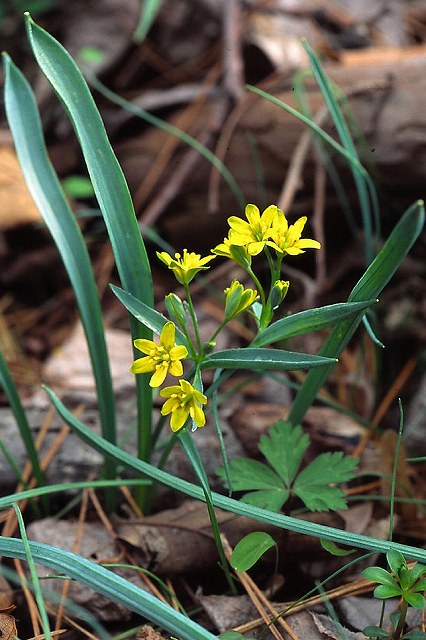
[[258, 421, 309, 487]]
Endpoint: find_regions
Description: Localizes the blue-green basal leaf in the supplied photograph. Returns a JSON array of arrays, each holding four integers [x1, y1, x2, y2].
[[0, 535, 217, 640], [0, 353, 44, 491], [25, 14, 154, 473], [3, 53, 116, 484], [43, 386, 426, 564]]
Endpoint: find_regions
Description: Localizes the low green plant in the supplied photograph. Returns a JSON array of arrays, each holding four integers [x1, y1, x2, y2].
[[0, 11, 425, 640], [217, 420, 358, 512], [363, 550, 426, 639]]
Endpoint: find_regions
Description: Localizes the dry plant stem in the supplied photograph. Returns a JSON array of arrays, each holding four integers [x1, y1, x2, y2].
[[89, 489, 167, 603], [55, 488, 90, 632], [14, 557, 41, 637], [27, 631, 66, 640], [234, 575, 376, 634], [351, 357, 417, 459], [221, 535, 298, 640], [134, 63, 222, 211], [45, 602, 97, 640], [165, 578, 180, 612], [141, 129, 212, 226], [1, 410, 71, 538], [119, 482, 144, 518], [223, 0, 245, 102]]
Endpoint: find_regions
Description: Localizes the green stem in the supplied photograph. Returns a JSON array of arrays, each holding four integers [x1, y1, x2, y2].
[[393, 599, 408, 640], [184, 283, 203, 355], [246, 266, 266, 307]]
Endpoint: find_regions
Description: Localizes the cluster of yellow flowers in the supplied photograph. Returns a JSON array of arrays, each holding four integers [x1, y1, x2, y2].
[[131, 204, 320, 432]]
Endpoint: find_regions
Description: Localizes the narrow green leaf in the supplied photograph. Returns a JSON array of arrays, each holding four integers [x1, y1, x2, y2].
[[0, 353, 44, 490], [230, 532, 276, 572], [25, 14, 154, 478], [320, 539, 355, 557], [111, 284, 189, 348], [219, 633, 246, 640], [363, 626, 389, 638], [134, 0, 163, 42], [3, 53, 117, 483], [0, 536, 217, 640], [13, 504, 52, 639], [201, 348, 336, 371], [251, 300, 377, 348], [43, 386, 426, 564], [258, 422, 309, 487], [289, 200, 424, 425]]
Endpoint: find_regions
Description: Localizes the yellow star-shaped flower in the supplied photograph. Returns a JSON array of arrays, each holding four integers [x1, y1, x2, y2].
[[270, 210, 320, 255], [227, 204, 280, 256], [160, 379, 207, 432], [157, 249, 216, 284], [131, 322, 188, 388]]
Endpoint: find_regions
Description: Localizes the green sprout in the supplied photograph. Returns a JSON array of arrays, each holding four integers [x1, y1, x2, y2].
[[363, 550, 426, 639]]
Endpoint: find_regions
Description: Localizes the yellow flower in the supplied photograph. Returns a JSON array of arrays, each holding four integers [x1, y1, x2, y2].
[[224, 280, 259, 319], [212, 236, 252, 268], [157, 249, 216, 284], [270, 210, 321, 256], [227, 204, 280, 256], [160, 379, 207, 432], [131, 322, 188, 388]]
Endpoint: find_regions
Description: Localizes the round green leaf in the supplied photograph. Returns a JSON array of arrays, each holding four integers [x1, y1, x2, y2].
[[230, 532, 276, 572]]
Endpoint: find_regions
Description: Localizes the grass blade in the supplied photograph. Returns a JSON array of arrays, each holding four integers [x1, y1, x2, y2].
[[13, 504, 52, 640], [24, 14, 154, 486], [3, 53, 117, 486], [44, 385, 426, 563], [0, 535, 217, 640], [201, 348, 336, 370], [288, 200, 424, 425], [0, 353, 44, 491], [133, 0, 164, 42]]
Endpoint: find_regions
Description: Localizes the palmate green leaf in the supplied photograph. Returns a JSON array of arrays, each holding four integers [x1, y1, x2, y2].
[[216, 458, 283, 492], [111, 285, 189, 349], [374, 584, 402, 600], [42, 385, 426, 564], [404, 592, 426, 609], [201, 348, 336, 371], [251, 300, 377, 348], [363, 566, 399, 588], [293, 452, 358, 511], [2, 53, 117, 485], [230, 532, 276, 572], [387, 549, 406, 576], [241, 489, 288, 512], [258, 421, 309, 486]]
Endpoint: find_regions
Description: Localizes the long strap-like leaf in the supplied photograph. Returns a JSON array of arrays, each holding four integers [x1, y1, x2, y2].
[[289, 200, 424, 425], [3, 53, 116, 483], [0, 535, 217, 640], [24, 14, 154, 471]]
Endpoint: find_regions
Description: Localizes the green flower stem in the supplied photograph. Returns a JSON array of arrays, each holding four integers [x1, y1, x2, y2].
[[208, 318, 229, 345], [184, 283, 203, 355], [393, 599, 407, 640], [246, 266, 266, 306]]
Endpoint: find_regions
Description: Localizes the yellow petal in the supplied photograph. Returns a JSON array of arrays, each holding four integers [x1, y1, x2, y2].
[[168, 360, 184, 377], [190, 403, 206, 427], [298, 239, 321, 249], [149, 363, 168, 387], [133, 338, 157, 354], [247, 241, 265, 256], [130, 357, 155, 374], [170, 407, 189, 431], [261, 204, 278, 227], [245, 203, 260, 226]]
